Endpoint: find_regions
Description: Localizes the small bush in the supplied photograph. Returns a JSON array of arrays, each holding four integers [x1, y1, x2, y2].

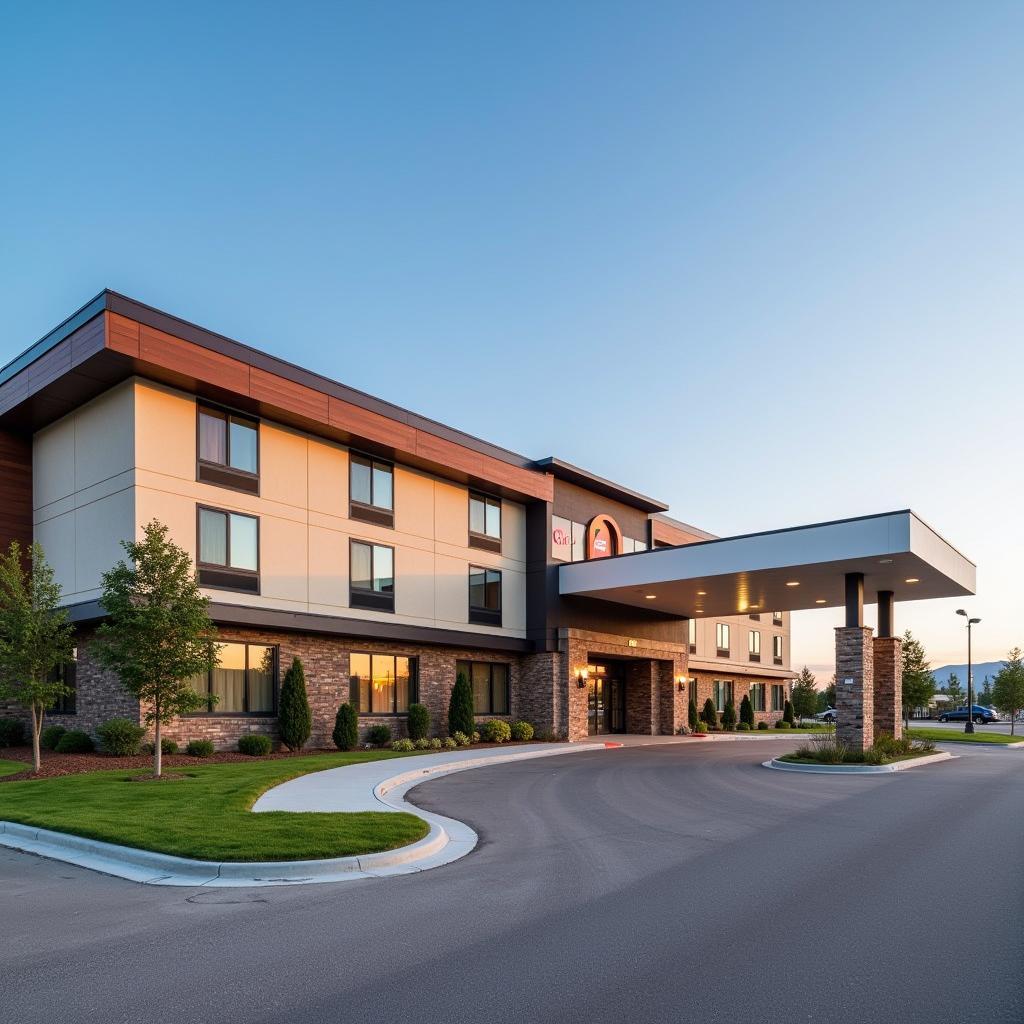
[[776, 720, 792, 730], [413, 737, 431, 750], [0, 717, 26, 747], [472, 731, 481, 743], [737, 722, 751, 731], [143, 737, 179, 755], [97, 718, 146, 756], [55, 729, 94, 754], [480, 720, 512, 743], [798, 722, 815, 729], [739, 694, 755, 728], [391, 738, 415, 752], [694, 721, 708, 734], [366, 724, 392, 746], [333, 703, 359, 751], [443, 737, 457, 750], [687, 699, 699, 731], [535, 730, 558, 742], [757, 721, 768, 730], [407, 703, 430, 741], [41, 724, 67, 750], [448, 671, 475, 738], [238, 734, 272, 756], [914, 736, 936, 753], [186, 739, 214, 757], [722, 699, 737, 731], [429, 737, 442, 749], [451, 730, 471, 747], [510, 720, 534, 741], [862, 746, 888, 766], [278, 656, 312, 752], [700, 698, 719, 730], [808, 734, 850, 764], [783, 700, 796, 726]]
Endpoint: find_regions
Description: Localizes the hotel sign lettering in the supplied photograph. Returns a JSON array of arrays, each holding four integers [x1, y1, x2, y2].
[[552, 513, 625, 562]]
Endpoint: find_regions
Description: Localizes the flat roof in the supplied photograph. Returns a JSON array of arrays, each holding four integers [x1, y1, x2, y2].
[[533, 457, 669, 513], [559, 510, 976, 617]]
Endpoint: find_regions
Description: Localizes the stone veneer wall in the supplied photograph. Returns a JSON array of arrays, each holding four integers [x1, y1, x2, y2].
[[835, 626, 874, 751], [872, 636, 903, 740]]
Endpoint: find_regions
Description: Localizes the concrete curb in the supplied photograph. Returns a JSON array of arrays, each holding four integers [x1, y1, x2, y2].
[[762, 751, 955, 774], [0, 744, 605, 887]]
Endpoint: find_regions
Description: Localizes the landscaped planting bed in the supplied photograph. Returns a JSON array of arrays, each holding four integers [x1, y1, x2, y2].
[[908, 727, 1024, 746]]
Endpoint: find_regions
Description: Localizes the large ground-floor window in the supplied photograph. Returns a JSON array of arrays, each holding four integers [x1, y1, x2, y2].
[[457, 660, 509, 715], [351, 653, 418, 715], [750, 682, 766, 712], [188, 642, 277, 715], [713, 679, 733, 712], [771, 683, 786, 712]]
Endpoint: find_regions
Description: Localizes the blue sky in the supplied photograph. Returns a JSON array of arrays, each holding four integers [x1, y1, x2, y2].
[[2, 2, 1021, 677]]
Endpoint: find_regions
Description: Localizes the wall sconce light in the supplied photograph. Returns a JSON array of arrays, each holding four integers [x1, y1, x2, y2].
[[576, 668, 588, 689], [677, 675, 687, 693]]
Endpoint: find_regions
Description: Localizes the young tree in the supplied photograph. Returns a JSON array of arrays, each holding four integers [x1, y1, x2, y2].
[[791, 666, 818, 722], [687, 698, 699, 731], [901, 630, 936, 729], [333, 702, 358, 750], [93, 521, 218, 777], [945, 672, 964, 706], [991, 649, 1024, 736], [0, 542, 75, 773], [977, 675, 994, 707], [722, 697, 737, 731], [448, 670, 474, 737], [739, 693, 755, 727], [278, 656, 312, 751], [700, 697, 718, 730]]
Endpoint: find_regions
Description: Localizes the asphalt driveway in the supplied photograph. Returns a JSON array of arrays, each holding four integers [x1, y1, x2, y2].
[[1, 739, 1021, 1023]]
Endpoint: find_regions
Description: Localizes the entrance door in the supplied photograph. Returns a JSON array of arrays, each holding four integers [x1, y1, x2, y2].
[[587, 662, 625, 735]]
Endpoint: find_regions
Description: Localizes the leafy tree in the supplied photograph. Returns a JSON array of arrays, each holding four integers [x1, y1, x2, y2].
[[901, 630, 936, 729], [992, 649, 1024, 736], [977, 676, 993, 707], [791, 666, 818, 721], [278, 656, 312, 751], [722, 698, 737, 731], [333, 702, 358, 750], [739, 693, 755, 727], [700, 697, 718, 730], [0, 542, 75, 773], [93, 521, 218, 778], [687, 698, 699, 731], [448, 671, 474, 737], [945, 672, 964, 706]]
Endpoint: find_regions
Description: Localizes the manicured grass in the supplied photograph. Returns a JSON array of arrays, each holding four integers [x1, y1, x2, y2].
[[909, 727, 1024, 746], [0, 759, 24, 778], [0, 751, 428, 862], [778, 751, 930, 765]]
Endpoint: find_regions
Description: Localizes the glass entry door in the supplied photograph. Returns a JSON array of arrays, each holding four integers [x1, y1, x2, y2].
[[587, 662, 625, 735]]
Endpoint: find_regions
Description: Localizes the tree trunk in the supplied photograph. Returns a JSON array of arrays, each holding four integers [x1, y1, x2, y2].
[[153, 712, 162, 778], [31, 703, 42, 774]]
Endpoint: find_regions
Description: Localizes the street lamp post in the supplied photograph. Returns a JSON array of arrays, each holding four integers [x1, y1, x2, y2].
[[956, 609, 981, 735]]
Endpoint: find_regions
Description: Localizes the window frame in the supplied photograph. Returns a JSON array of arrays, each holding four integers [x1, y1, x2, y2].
[[771, 683, 786, 713], [688, 617, 697, 655], [349, 652, 419, 716], [748, 629, 761, 662], [196, 504, 261, 593], [196, 403, 260, 494], [772, 611, 784, 626], [457, 659, 511, 716], [468, 491, 502, 553], [186, 641, 279, 717], [468, 565, 502, 626], [48, 649, 78, 715], [716, 622, 730, 658], [773, 634, 784, 665], [713, 679, 733, 713], [349, 539, 396, 612], [750, 682, 766, 712], [349, 451, 395, 528]]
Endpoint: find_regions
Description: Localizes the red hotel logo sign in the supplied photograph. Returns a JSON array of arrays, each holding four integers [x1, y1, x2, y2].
[[586, 514, 623, 560]]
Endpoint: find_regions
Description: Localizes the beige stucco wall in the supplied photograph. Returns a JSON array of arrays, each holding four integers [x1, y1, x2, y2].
[[128, 379, 528, 637], [32, 381, 137, 602], [689, 612, 792, 679]]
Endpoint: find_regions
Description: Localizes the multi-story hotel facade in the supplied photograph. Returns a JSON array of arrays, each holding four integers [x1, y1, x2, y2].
[[0, 291, 797, 748]]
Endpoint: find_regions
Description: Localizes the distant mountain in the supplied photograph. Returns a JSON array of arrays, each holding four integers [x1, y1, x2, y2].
[[931, 662, 1004, 687]]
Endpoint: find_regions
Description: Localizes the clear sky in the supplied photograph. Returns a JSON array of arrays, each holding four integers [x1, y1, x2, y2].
[[2, 2, 1021, 680]]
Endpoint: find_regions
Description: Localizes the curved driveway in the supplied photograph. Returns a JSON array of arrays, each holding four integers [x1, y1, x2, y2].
[[2, 739, 1021, 1023]]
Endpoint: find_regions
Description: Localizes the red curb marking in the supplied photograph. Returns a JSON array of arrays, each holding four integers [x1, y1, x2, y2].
[[604, 742, 624, 748]]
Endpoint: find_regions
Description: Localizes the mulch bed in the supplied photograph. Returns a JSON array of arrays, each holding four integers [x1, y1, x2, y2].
[[0, 740, 543, 783]]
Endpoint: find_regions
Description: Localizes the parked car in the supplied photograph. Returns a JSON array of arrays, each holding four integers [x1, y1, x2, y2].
[[813, 707, 836, 723], [938, 705, 999, 724]]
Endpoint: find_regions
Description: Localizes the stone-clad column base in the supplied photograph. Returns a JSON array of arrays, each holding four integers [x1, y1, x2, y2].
[[872, 636, 903, 740], [835, 626, 875, 752]]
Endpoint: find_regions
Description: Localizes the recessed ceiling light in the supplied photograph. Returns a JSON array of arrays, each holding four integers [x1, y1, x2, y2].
[[786, 581, 800, 587], [905, 578, 919, 584], [697, 590, 707, 596], [644, 594, 657, 600], [815, 598, 827, 604], [879, 558, 893, 564]]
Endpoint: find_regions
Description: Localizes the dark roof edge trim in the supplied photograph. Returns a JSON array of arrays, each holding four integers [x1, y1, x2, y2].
[[534, 457, 669, 513]]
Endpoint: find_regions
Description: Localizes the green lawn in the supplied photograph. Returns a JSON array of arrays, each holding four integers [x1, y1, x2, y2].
[[0, 759, 24, 778], [0, 751, 428, 862], [909, 727, 1024, 746]]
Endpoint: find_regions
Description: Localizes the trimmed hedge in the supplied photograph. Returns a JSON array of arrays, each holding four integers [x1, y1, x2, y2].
[[0, 717, 26, 747], [186, 739, 215, 757], [479, 719, 512, 743], [238, 734, 272, 756], [41, 724, 67, 750], [333, 703, 358, 751], [97, 718, 146, 756], [407, 703, 430, 742], [739, 694, 755, 728], [143, 737, 179, 755], [722, 699, 737, 731], [510, 720, 534, 741], [700, 698, 719, 730], [366, 724, 392, 746], [55, 730, 94, 754], [757, 720, 769, 730], [448, 671, 474, 738], [278, 656, 312, 752], [687, 699, 699, 731]]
